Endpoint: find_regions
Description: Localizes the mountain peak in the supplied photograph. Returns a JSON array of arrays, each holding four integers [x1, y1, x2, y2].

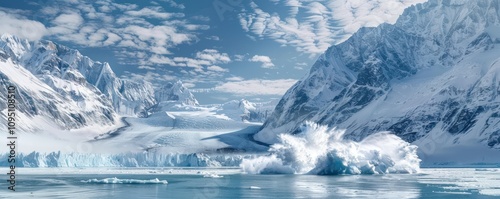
[[1, 33, 14, 40], [257, 0, 500, 151], [155, 80, 199, 106], [0, 33, 31, 60]]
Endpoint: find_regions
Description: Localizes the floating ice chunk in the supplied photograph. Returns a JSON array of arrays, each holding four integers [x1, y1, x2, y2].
[[479, 189, 500, 196], [474, 168, 498, 172], [81, 177, 168, 184], [203, 173, 224, 178]]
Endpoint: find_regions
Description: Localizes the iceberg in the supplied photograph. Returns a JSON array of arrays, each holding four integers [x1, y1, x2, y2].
[[81, 177, 168, 184]]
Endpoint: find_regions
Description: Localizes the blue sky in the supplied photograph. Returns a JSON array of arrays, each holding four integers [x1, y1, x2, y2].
[[0, 0, 425, 104]]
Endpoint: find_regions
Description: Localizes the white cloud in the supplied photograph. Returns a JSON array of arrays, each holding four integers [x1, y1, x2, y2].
[[196, 49, 230, 63], [226, 76, 245, 81], [207, 65, 229, 72], [103, 31, 121, 45], [52, 12, 84, 29], [31, 0, 209, 65], [125, 7, 183, 19], [238, 0, 426, 56], [159, 0, 185, 9], [149, 54, 176, 65], [0, 11, 47, 41], [234, 54, 246, 61], [148, 49, 231, 74], [110, 2, 138, 11], [123, 25, 195, 54], [214, 79, 297, 95], [138, 65, 156, 70], [249, 55, 275, 68], [206, 35, 220, 41], [294, 62, 308, 70]]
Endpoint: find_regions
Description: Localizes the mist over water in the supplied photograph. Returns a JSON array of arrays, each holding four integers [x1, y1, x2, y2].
[[241, 122, 421, 175]]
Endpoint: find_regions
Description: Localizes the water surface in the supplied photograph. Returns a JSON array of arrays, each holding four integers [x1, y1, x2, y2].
[[0, 168, 499, 198]]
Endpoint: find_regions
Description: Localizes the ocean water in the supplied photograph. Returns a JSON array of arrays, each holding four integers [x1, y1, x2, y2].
[[0, 168, 499, 198]]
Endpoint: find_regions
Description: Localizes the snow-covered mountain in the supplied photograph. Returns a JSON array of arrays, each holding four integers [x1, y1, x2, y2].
[[0, 34, 119, 131], [155, 80, 199, 106], [12, 36, 156, 117], [216, 99, 277, 122], [257, 0, 500, 151], [0, 34, 198, 131]]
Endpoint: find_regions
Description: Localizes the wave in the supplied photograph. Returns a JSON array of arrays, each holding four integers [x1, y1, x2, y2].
[[81, 177, 168, 184], [241, 122, 421, 175]]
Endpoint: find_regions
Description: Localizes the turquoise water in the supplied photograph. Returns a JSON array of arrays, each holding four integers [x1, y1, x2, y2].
[[0, 168, 499, 198]]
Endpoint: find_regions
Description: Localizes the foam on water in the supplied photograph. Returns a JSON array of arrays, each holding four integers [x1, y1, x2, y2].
[[81, 177, 168, 184], [241, 122, 421, 175]]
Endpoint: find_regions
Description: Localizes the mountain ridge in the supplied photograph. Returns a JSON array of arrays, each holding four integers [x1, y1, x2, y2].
[[0, 33, 199, 131], [257, 0, 500, 151]]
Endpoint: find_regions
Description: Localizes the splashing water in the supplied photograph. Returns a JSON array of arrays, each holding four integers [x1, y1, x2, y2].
[[241, 122, 421, 175]]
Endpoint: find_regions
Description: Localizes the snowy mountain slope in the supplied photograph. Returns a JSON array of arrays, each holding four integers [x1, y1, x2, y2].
[[6, 36, 156, 117], [0, 34, 206, 133], [215, 99, 277, 123], [258, 0, 500, 153], [0, 56, 117, 131], [155, 80, 199, 106], [91, 106, 267, 154], [0, 36, 118, 131]]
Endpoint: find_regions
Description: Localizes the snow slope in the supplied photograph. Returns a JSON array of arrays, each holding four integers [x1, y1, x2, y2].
[[215, 99, 278, 123], [14, 36, 156, 117], [257, 0, 500, 163], [92, 105, 268, 154], [0, 42, 118, 131]]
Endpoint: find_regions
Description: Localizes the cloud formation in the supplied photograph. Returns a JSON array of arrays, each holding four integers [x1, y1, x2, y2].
[[148, 49, 230, 71], [214, 79, 297, 95], [249, 55, 275, 68], [23, 0, 227, 83], [0, 10, 47, 41], [46, 2, 204, 56], [238, 0, 426, 56]]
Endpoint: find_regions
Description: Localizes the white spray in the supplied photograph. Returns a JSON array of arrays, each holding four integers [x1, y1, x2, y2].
[[241, 122, 421, 175]]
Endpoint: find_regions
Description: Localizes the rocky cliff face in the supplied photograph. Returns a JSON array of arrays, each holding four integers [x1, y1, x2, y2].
[[257, 0, 500, 149]]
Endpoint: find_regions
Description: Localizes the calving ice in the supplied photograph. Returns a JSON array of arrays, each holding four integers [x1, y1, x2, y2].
[[241, 122, 420, 175]]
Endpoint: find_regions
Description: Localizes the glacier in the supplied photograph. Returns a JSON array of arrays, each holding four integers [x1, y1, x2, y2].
[[0, 151, 249, 167], [257, 0, 500, 163]]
